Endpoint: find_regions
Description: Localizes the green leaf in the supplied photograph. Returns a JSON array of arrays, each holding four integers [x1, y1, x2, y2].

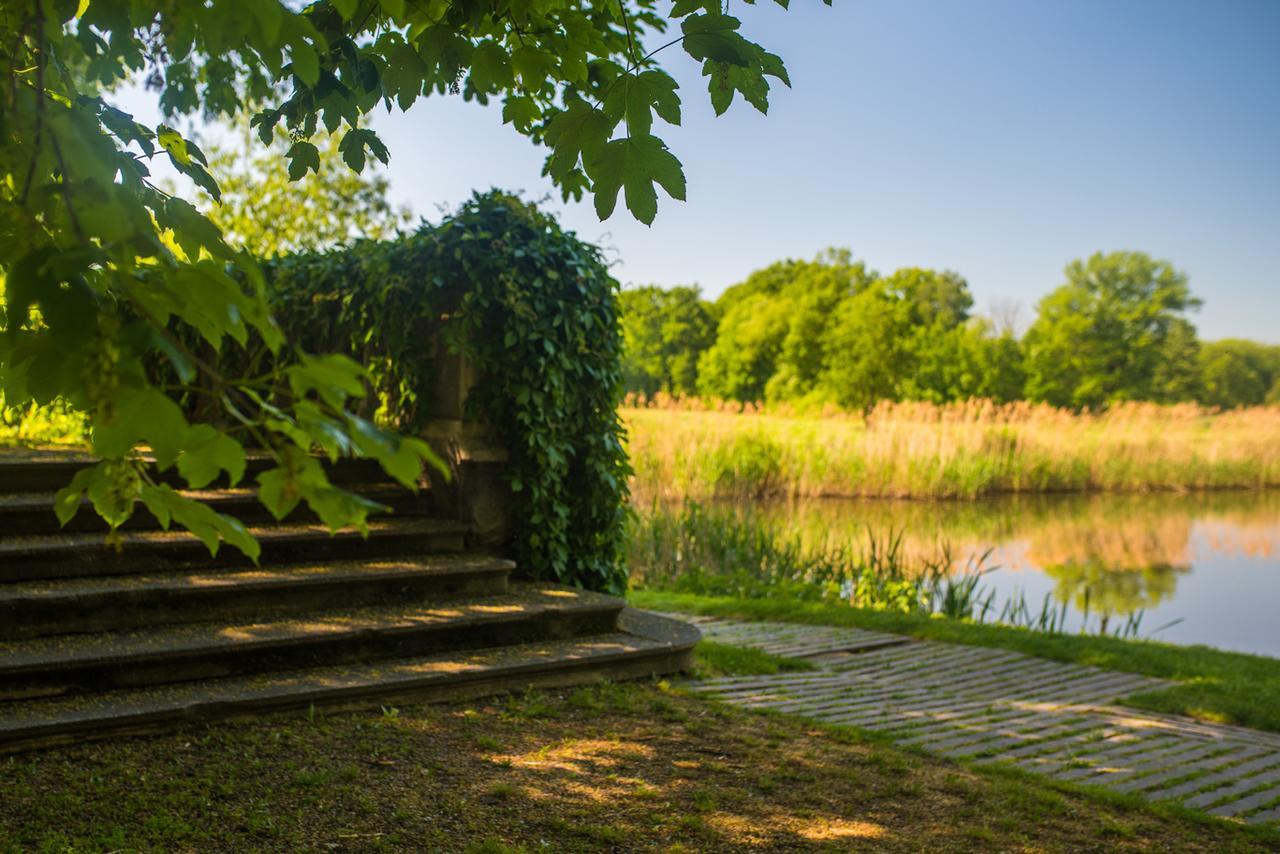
[[681, 13, 757, 66], [156, 124, 190, 166], [290, 40, 320, 87], [53, 467, 97, 527], [585, 135, 687, 225], [338, 128, 390, 174], [511, 46, 551, 89], [502, 95, 540, 132], [92, 386, 190, 469], [332, 0, 359, 19], [258, 465, 303, 521], [469, 40, 513, 93], [177, 425, 247, 489], [287, 353, 369, 409], [143, 484, 261, 561], [704, 59, 772, 115], [58, 461, 141, 531], [286, 141, 321, 181], [604, 70, 681, 136], [542, 100, 612, 183]]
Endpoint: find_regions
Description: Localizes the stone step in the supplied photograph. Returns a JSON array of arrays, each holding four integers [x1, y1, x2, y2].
[[0, 583, 620, 701], [0, 483, 431, 534], [0, 517, 470, 583], [0, 553, 512, 639], [0, 608, 700, 753], [0, 451, 391, 493]]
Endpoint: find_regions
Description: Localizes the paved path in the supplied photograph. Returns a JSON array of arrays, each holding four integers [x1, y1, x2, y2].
[[672, 614, 1280, 825]]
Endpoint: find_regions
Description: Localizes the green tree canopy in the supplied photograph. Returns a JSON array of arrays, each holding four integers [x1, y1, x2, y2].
[[1199, 339, 1280, 408], [1023, 252, 1201, 408], [618, 284, 716, 397]]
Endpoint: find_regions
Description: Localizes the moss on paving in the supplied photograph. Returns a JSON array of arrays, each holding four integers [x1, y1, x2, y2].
[[0, 664, 1274, 852], [634, 590, 1280, 734]]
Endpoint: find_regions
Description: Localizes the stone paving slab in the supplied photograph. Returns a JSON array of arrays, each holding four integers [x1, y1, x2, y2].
[[671, 613, 1280, 826]]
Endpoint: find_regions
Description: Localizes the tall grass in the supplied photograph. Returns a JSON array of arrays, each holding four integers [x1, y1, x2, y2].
[[624, 397, 1280, 500], [628, 501, 1180, 639]]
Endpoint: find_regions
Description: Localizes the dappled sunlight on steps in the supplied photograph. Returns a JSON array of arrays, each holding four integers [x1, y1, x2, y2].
[[0, 452, 697, 751]]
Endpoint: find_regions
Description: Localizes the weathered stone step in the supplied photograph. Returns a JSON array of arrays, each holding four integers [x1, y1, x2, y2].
[[0, 609, 700, 753], [0, 451, 391, 493], [0, 553, 511, 640], [0, 517, 469, 582], [0, 583, 620, 701], [0, 483, 430, 534]]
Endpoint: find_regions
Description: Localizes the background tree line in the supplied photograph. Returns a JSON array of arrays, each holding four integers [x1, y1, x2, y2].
[[619, 250, 1280, 410]]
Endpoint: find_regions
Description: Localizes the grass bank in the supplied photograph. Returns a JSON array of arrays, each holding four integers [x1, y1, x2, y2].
[[1, 675, 1273, 852], [624, 399, 1280, 500], [635, 590, 1280, 734]]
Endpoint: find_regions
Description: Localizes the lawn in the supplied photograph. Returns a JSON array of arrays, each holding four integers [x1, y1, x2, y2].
[[1, 664, 1274, 853], [633, 591, 1280, 735]]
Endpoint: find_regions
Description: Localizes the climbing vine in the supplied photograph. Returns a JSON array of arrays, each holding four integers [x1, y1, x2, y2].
[[258, 192, 631, 593]]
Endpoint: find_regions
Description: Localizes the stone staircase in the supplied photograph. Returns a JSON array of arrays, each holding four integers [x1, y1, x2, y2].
[[0, 451, 696, 752]]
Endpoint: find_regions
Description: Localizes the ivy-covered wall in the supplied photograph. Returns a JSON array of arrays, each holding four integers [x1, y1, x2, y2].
[[259, 191, 631, 593]]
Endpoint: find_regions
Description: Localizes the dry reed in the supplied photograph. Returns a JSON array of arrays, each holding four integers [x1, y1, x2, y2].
[[623, 398, 1280, 501]]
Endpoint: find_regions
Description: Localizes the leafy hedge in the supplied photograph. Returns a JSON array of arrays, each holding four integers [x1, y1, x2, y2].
[[258, 191, 631, 593]]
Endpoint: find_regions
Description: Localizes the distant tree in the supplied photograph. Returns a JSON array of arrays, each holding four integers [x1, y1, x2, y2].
[[817, 283, 907, 411], [699, 249, 874, 402], [882, 267, 973, 328], [1198, 340, 1280, 408], [618, 285, 717, 397], [188, 128, 413, 258], [696, 293, 789, 402], [766, 252, 877, 400], [967, 323, 1029, 403], [903, 319, 1027, 404], [1023, 252, 1201, 408], [1151, 318, 1202, 403]]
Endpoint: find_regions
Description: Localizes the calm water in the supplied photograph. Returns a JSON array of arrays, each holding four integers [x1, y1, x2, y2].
[[735, 491, 1280, 658]]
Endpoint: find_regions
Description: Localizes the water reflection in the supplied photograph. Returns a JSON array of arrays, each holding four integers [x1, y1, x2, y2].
[[707, 491, 1280, 656]]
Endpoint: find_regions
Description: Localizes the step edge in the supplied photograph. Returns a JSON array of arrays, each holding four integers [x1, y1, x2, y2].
[[0, 589, 624, 674], [0, 627, 692, 753], [0, 556, 516, 606]]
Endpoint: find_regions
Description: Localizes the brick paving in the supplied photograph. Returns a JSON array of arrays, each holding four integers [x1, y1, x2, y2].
[[668, 614, 1280, 825]]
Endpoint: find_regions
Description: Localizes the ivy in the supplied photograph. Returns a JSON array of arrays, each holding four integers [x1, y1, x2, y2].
[[255, 192, 631, 593]]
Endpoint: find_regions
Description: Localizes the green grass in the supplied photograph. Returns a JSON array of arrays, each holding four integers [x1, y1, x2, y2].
[[691, 640, 816, 679], [633, 590, 1280, 733], [2, 681, 1274, 852]]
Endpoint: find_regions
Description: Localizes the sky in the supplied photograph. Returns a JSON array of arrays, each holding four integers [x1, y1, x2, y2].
[[119, 0, 1280, 341]]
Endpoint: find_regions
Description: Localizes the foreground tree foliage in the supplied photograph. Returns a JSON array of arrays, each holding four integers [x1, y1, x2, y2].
[[0, 0, 818, 554]]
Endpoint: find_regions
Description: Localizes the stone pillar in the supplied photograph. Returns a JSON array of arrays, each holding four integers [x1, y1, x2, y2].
[[421, 347, 512, 548]]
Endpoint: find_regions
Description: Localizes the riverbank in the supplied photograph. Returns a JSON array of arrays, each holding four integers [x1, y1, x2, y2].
[[632, 591, 1280, 735], [2, 672, 1274, 851], [623, 400, 1280, 500]]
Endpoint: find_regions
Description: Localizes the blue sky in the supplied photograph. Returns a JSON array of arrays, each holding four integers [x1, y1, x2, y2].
[[121, 0, 1280, 340]]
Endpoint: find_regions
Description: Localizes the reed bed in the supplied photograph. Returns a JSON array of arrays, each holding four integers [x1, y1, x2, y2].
[[623, 398, 1280, 500]]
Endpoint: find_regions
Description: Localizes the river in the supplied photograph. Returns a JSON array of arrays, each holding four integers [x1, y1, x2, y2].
[[719, 490, 1280, 658]]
